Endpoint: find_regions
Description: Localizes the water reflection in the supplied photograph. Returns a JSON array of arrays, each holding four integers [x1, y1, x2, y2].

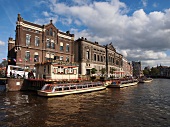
[[0, 79, 170, 127]]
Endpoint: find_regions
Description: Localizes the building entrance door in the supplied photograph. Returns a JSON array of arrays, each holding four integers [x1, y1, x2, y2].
[[86, 69, 90, 75]]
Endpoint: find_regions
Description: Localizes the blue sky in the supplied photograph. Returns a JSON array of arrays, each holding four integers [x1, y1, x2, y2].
[[1, 0, 170, 68]]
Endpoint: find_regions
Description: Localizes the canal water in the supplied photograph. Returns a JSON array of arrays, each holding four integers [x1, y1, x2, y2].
[[0, 79, 170, 127]]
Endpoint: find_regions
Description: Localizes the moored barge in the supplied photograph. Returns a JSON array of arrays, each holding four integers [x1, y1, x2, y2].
[[107, 79, 138, 88], [38, 81, 106, 97]]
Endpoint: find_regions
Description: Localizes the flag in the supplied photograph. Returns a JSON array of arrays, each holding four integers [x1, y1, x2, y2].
[[19, 58, 22, 62], [2, 58, 6, 61], [13, 58, 16, 62]]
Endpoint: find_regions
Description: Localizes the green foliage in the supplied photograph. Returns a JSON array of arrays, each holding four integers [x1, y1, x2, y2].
[[143, 69, 149, 76], [90, 76, 96, 81], [110, 68, 116, 74], [91, 68, 97, 74], [100, 68, 106, 77], [150, 67, 159, 76], [0, 60, 7, 68]]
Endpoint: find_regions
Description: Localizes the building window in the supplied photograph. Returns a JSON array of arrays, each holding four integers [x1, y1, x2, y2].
[[25, 51, 30, 62], [101, 56, 103, 62], [26, 34, 31, 46], [60, 56, 63, 61], [51, 54, 55, 60], [116, 60, 119, 65], [53, 31, 56, 37], [50, 28, 53, 36], [46, 39, 50, 48], [66, 44, 69, 52], [66, 56, 69, 62], [86, 50, 90, 59], [51, 42, 55, 49], [94, 54, 96, 61], [34, 55, 39, 62], [58, 66, 64, 73], [35, 36, 40, 47], [60, 42, 64, 51], [46, 30, 49, 35], [97, 55, 100, 61]]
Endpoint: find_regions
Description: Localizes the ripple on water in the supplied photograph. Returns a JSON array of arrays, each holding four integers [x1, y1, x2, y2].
[[0, 79, 170, 127]]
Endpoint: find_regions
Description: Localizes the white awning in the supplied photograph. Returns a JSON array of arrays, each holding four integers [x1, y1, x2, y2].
[[46, 53, 50, 58], [60, 42, 63, 46], [51, 54, 54, 58], [34, 52, 38, 55]]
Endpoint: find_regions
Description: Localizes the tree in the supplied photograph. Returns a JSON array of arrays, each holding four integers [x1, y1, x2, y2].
[[0, 59, 8, 68], [90, 68, 97, 81], [100, 68, 106, 77], [0, 59, 7, 77], [110, 68, 116, 78], [150, 67, 159, 76], [91, 68, 97, 75], [143, 69, 149, 76]]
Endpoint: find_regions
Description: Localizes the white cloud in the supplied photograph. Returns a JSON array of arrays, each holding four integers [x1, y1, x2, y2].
[[153, 3, 158, 8], [141, 0, 147, 7], [0, 40, 5, 46], [42, 11, 50, 17], [39, 0, 170, 67], [34, 16, 58, 25]]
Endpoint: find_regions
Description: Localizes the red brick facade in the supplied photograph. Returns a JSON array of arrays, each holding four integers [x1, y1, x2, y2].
[[8, 14, 74, 70]]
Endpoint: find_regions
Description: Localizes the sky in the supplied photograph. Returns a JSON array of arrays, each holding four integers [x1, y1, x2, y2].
[[1, 0, 170, 69]]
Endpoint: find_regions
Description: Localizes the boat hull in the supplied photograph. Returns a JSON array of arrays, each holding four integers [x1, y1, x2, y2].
[[38, 86, 106, 97], [139, 79, 153, 83], [107, 81, 138, 88]]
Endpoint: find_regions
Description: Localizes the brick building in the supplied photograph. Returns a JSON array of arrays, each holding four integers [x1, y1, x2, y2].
[[8, 14, 74, 70]]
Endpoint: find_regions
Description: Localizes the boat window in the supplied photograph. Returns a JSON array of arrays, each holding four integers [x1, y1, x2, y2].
[[83, 85, 87, 88], [88, 84, 93, 87], [64, 86, 69, 90], [44, 85, 53, 90], [55, 87, 62, 91], [70, 86, 76, 89], [77, 85, 82, 89]]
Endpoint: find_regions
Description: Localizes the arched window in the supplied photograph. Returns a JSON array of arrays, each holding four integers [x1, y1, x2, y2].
[[50, 28, 53, 36], [86, 49, 90, 60]]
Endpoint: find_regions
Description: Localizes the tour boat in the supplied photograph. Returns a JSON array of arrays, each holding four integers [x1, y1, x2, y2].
[[139, 78, 153, 83], [38, 81, 106, 97], [107, 79, 138, 88]]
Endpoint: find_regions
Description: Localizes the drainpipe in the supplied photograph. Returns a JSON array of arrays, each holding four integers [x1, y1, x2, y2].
[[105, 45, 108, 78]]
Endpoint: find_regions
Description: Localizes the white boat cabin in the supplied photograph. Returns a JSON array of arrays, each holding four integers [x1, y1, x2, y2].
[[35, 62, 79, 80]]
